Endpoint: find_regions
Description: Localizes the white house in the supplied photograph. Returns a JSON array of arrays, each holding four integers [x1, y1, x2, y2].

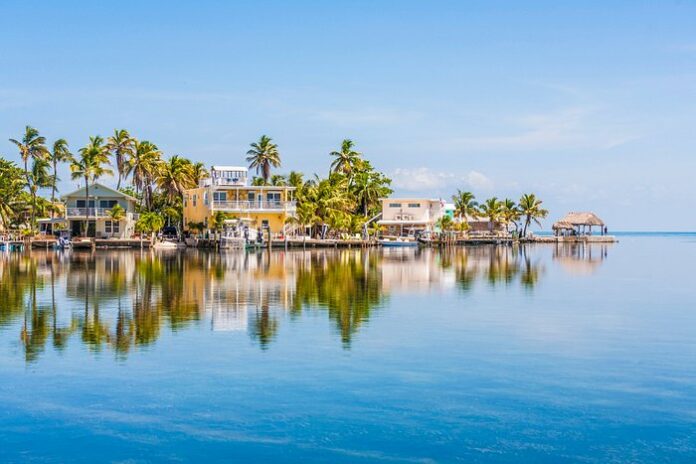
[[377, 198, 445, 236], [59, 183, 139, 238]]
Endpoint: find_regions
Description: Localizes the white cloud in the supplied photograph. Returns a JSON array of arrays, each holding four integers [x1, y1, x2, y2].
[[390, 167, 494, 193]]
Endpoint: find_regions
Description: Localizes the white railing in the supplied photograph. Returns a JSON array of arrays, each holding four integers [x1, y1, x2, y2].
[[66, 207, 107, 217], [66, 208, 137, 218], [212, 200, 296, 211], [199, 178, 248, 187]]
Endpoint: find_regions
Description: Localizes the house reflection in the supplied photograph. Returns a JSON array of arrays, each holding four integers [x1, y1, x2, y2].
[[0, 243, 605, 362]]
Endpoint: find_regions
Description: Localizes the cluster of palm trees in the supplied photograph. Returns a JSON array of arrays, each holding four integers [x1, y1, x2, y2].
[[1, 125, 548, 240], [289, 139, 393, 238], [444, 191, 549, 237], [1, 126, 208, 236], [231, 135, 393, 238]]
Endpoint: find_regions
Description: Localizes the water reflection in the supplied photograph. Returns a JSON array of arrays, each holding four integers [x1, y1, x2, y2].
[[0, 244, 609, 361], [553, 242, 610, 275]]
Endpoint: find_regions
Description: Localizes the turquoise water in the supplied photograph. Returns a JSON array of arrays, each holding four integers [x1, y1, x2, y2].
[[1, 235, 695, 463]]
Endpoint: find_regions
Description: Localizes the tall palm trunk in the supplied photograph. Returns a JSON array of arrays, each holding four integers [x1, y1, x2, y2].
[[23, 158, 37, 233], [51, 158, 58, 218], [84, 177, 90, 237], [263, 163, 270, 184], [116, 163, 122, 191]]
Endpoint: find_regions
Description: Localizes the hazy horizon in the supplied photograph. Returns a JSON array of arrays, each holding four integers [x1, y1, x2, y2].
[[2, 1, 695, 231]]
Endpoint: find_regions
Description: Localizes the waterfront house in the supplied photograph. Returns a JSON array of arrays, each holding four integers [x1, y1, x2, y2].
[[377, 198, 446, 236], [182, 166, 296, 236], [59, 183, 139, 238]]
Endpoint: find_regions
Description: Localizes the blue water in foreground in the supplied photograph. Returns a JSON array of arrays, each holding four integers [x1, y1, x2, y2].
[[1, 234, 695, 463]]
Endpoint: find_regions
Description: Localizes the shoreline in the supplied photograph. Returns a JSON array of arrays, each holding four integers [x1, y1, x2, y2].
[[4, 235, 618, 252]]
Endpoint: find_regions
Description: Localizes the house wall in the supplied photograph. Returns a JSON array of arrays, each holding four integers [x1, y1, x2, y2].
[[381, 199, 443, 222], [183, 186, 294, 234], [64, 184, 135, 210], [183, 187, 210, 226], [63, 184, 138, 238]]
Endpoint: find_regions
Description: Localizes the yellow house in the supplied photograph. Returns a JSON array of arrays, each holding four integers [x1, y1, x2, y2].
[[183, 166, 296, 235]]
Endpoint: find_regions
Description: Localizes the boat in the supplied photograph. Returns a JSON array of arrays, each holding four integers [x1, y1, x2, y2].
[[153, 240, 185, 250], [58, 236, 72, 250], [220, 218, 257, 250], [379, 238, 418, 247]]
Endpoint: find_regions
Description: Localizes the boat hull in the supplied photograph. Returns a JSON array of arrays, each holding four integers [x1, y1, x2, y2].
[[379, 240, 418, 248]]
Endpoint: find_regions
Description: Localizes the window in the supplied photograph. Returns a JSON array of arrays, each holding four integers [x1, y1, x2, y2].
[[213, 192, 227, 202], [267, 192, 281, 202], [76, 200, 95, 208], [105, 221, 120, 234], [100, 200, 118, 208], [408, 203, 421, 208], [388, 203, 401, 208], [261, 220, 269, 229], [204, 192, 209, 205], [247, 192, 256, 202], [192, 194, 197, 207]]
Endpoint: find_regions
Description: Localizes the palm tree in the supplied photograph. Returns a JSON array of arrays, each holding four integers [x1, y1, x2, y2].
[[350, 169, 392, 216], [500, 198, 520, 234], [135, 212, 165, 244], [106, 204, 126, 237], [191, 162, 209, 186], [478, 197, 503, 234], [246, 135, 281, 184], [125, 140, 162, 210], [270, 174, 287, 186], [106, 129, 134, 190], [452, 190, 479, 227], [70, 136, 113, 237], [518, 193, 548, 237], [156, 155, 195, 204], [288, 171, 304, 188], [49, 139, 71, 218], [437, 215, 455, 241], [9, 126, 49, 231], [330, 139, 362, 176], [30, 157, 53, 219], [0, 158, 26, 231]]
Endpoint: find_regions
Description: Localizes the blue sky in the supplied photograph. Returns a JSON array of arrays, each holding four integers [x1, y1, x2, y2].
[[1, 0, 696, 230]]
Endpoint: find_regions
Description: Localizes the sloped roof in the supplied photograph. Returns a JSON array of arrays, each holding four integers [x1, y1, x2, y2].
[[553, 212, 605, 229], [61, 182, 138, 202]]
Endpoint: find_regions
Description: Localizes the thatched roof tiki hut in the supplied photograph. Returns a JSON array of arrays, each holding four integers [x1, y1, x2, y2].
[[552, 212, 606, 236]]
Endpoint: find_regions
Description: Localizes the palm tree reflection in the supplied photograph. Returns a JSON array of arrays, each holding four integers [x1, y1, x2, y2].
[[0, 243, 605, 362]]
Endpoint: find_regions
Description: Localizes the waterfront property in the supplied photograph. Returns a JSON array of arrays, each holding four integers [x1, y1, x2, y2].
[[378, 198, 505, 237], [377, 198, 445, 236], [182, 166, 296, 236], [43, 183, 139, 238]]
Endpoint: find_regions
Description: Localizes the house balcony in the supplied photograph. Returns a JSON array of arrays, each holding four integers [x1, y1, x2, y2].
[[65, 208, 138, 220], [212, 200, 296, 212]]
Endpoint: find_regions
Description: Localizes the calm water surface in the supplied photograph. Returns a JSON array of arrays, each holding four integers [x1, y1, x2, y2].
[[1, 235, 695, 463]]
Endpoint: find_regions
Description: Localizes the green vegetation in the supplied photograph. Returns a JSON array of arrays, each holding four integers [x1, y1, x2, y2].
[[2, 125, 548, 239], [135, 212, 165, 243], [70, 136, 113, 236], [448, 191, 549, 237], [246, 135, 281, 184]]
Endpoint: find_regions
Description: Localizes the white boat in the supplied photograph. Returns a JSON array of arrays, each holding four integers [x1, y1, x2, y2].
[[153, 240, 185, 250], [220, 218, 257, 250], [379, 238, 419, 247]]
